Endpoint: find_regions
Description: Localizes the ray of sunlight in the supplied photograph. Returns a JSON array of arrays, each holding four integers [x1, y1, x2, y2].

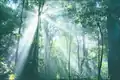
[[15, 9, 38, 77]]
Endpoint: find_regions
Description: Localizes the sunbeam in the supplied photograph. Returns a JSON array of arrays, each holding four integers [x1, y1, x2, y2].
[[40, 2, 98, 78], [15, 9, 38, 77]]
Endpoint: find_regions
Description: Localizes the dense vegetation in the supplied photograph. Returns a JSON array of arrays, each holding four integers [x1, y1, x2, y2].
[[0, 0, 120, 80]]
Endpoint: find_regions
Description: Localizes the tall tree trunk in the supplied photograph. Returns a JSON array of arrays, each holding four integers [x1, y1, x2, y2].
[[80, 34, 85, 76], [68, 35, 72, 80], [97, 23, 104, 80], [17, 1, 44, 80], [107, 0, 120, 79], [80, 33, 90, 78], [44, 21, 51, 79], [76, 37, 80, 79], [97, 32, 101, 80]]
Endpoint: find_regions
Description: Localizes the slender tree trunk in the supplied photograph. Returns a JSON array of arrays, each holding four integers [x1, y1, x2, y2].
[[97, 23, 104, 80], [97, 32, 101, 80], [68, 35, 72, 80], [80, 34, 85, 76], [76, 37, 80, 79]]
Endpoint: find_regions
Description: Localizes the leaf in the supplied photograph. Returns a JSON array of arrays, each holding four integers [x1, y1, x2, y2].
[[15, 33, 22, 39], [9, 74, 15, 80], [67, 4, 72, 9]]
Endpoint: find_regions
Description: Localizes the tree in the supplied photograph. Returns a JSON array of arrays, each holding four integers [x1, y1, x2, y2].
[[15, 0, 45, 80], [107, 0, 120, 79]]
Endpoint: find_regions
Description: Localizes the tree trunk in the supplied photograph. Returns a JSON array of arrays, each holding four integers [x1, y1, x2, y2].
[[97, 32, 101, 80], [17, 1, 44, 80], [76, 37, 80, 79], [97, 23, 104, 80], [107, 14, 120, 80], [44, 21, 51, 79], [80, 34, 85, 76], [66, 34, 72, 80], [107, 0, 120, 79]]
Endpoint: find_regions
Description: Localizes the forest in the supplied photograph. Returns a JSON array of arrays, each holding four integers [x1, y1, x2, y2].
[[0, 0, 120, 80]]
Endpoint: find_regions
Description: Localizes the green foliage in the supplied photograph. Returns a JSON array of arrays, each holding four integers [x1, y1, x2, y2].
[[56, 73, 60, 80], [0, 0, 109, 79], [0, 2, 19, 57], [0, 57, 5, 61]]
